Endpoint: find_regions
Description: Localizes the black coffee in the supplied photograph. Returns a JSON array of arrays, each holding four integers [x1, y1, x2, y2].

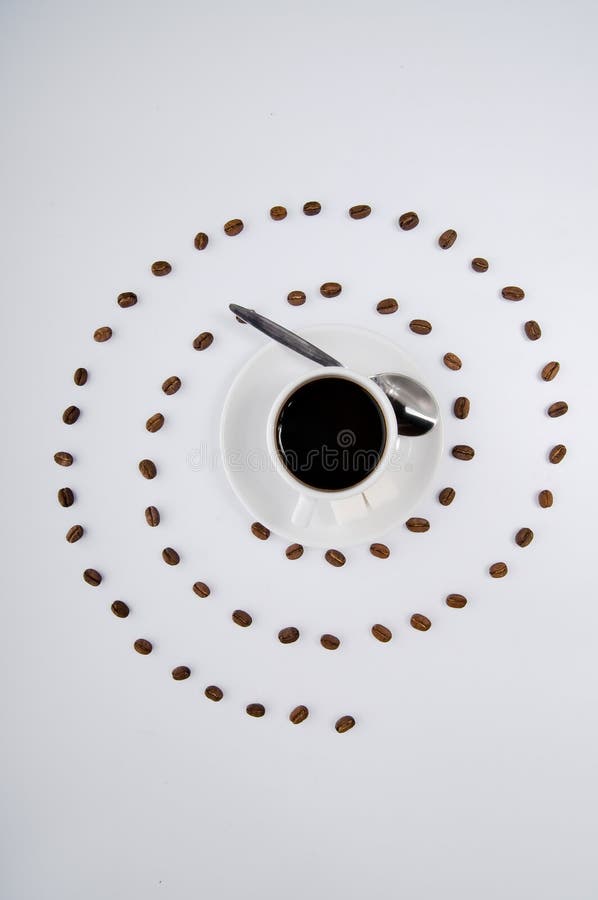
[[276, 376, 386, 491]]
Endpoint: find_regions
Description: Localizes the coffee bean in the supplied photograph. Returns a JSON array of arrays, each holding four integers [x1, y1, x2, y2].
[[303, 201, 321, 216], [438, 487, 456, 506], [515, 527, 534, 547], [349, 204, 371, 219], [371, 623, 392, 642], [54, 451, 73, 467], [192, 331, 213, 351], [438, 229, 457, 249], [62, 405, 80, 425], [139, 459, 157, 479], [246, 703, 265, 717], [270, 205, 287, 220], [489, 562, 508, 578], [58, 487, 74, 508], [405, 517, 430, 533], [93, 326, 112, 343], [446, 593, 467, 608], [146, 412, 165, 433], [172, 665, 191, 681], [232, 609, 252, 627], [320, 634, 340, 650], [224, 219, 243, 236], [452, 445, 475, 461], [194, 232, 209, 250], [111, 600, 129, 618], [399, 211, 419, 230], [548, 401, 568, 418], [289, 705, 309, 724], [524, 320, 542, 341], [66, 524, 84, 543], [251, 521, 270, 540], [134, 638, 152, 655], [162, 375, 181, 395], [205, 685, 223, 701], [83, 568, 102, 586], [443, 352, 462, 371], [320, 282, 342, 298], [409, 319, 432, 335], [117, 291, 137, 308], [325, 549, 345, 567], [193, 581, 211, 597], [162, 547, 180, 566], [278, 626, 300, 644], [335, 715, 355, 733], [370, 543, 390, 559], [376, 298, 398, 315], [471, 257, 489, 272], [549, 444, 567, 464], [410, 613, 431, 631], [538, 489, 553, 508], [285, 543, 304, 560], [151, 260, 172, 276], [453, 396, 470, 419], [541, 361, 560, 382], [144, 506, 160, 527], [287, 290, 306, 306], [73, 367, 88, 386], [501, 285, 525, 301]]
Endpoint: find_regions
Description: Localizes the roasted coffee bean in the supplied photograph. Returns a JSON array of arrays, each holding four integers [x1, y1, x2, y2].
[[515, 527, 534, 547], [144, 506, 160, 527], [501, 285, 525, 301], [320, 282, 342, 298], [194, 232, 209, 250], [146, 412, 165, 433], [162, 375, 181, 395], [251, 521, 270, 540], [193, 581, 211, 598], [371, 623, 392, 642], [548, 401, 568, 418], [224, 218, 244, 236], [62, 405, 80, 425], [134, 638, 152, 655], [66, 524, 84, 543], [335, 715, 355, 733], [289, 705, 309, 724], [320, 633, 340, 650], [270, 205, 287, 220], [73, 367, 88, 386], [151, 260, 172, 276], [111, 600, 129, 618], [370, 543, 390, 559], [409, 319, 432, 335], [399, 211, 419, 230], [246, 703, 265, 717], [443, 352, 462, 371], [94, 326, 112, 342], [192, 331, 213, 351], [58, 487, 74, 508], [232, 609, 252, 627], [541, 361, 560, 382], [117, 291, 137, 308], [452, 445, 475, 461], [83, 568, 102, 586], [376, 298, 398, 315], [278, 626, 300, 644], [285, 543, 304, 560], [438, 228, 457, 249], [549, 444, 567, 464], [303, 201, 321, 216], [471, 257, 489, 272], [349, 204, 371, 219], [139, 459, 157, 479], [405, 517, 430, 533], [287, 290, 306, 306], [205, 685, 223, 701], [325, 549, 345, 567], [172, 665, 191, 681], [489, 562, 508, 578], [162, 547, 180, 566], [410, 613, 431, 631], [525, 320, 542, 341], [453, 396, 470, 419], [538, 489, 554, 508], [446, 593, 467, 608], [54, 451, 73, 467], [438, 487, 456, 506]]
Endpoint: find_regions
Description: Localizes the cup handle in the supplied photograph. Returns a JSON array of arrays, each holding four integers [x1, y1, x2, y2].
[[331, 492, 369, 524], [291, 494, 316, 527]]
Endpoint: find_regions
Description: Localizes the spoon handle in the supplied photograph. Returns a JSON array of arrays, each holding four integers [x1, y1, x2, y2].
[[229, 304, 343, 368]]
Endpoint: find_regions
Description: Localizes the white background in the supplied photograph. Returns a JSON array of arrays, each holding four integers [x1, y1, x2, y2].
[[1, 1, 597, 898]]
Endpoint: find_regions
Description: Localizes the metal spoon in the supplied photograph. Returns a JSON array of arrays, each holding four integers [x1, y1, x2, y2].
[[229, 304, 439, 436]]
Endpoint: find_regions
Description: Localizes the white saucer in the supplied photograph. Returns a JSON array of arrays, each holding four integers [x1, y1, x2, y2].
[[220, 325, 443, 548]]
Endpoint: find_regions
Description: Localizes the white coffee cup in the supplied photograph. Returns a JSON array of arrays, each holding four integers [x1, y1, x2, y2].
[[266, 368, 399, 527]]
